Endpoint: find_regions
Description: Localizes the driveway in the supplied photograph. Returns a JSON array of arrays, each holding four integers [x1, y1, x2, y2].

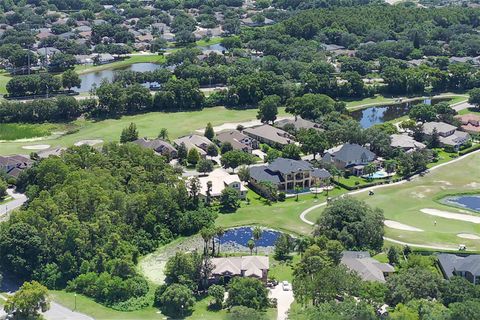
[[269, 285, 294, 320], [0, 188, 27, 220]]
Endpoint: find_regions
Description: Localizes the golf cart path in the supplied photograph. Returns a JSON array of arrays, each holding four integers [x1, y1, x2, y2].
[[299, 149, 480, 251]]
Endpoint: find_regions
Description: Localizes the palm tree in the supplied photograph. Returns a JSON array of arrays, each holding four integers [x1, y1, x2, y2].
[[158, 128, 168, 140], [295, 185, 302, 201], [295, 236, 311, 256], [247, 239, 255, 255], [215, 226, 225, 256], [200, 227, 214, 257], [364, 163, 377, 180], [252, 227, 262, 255], [385, 160, 397, 174]]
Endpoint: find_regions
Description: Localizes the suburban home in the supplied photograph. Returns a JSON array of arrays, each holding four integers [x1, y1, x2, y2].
[[192, 168, 247, 200], [390, 134, 426, 153], [341, 251, 395, 283], [322, 143, 376, 174], [437, 253, 480, 284], [455, 114, 480, 133], [173, 134, 214, 157], [0, 155, 34, 178], [216, 130, 259, 153], [249, 157, 331, 192], [243, 124, 295, 148], [210, 256, 269, 283], [274, 116, 323, 132], [422, 121, 470, 150], [133, 138, 178, 159]]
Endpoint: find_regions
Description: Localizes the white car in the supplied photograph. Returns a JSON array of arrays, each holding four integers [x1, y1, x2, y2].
[[282, 281, 291, 291]]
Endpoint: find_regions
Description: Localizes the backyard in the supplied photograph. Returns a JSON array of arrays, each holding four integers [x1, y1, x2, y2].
[[305, 151, 480, 250]]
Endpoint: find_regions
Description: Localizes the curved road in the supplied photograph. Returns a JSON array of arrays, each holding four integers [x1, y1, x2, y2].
[[0, 188, 27, 220], [299, 149, 480, 251]]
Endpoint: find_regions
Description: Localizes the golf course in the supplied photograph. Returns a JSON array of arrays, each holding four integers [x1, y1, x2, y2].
[[305, 151, 480, 251]]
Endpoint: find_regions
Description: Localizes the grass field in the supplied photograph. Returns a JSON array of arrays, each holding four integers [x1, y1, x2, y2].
[[0, 70, 10, 95], [0, 107, 287, 155], [74, 55, 166, 75], [306, 151, 480, 250], [0, 123, 70, 141]]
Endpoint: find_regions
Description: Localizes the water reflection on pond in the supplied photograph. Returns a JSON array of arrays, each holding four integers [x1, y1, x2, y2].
[[218, 227, 282, 247], [441, 195, 480, 212]]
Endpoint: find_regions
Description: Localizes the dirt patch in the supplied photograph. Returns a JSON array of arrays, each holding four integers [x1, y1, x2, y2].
[[421, 208, 480, 224], [457, 233, 480, 240], [74, 139, 103, 146], [22, 144, 51, 150], [384, 220, 423, 232]]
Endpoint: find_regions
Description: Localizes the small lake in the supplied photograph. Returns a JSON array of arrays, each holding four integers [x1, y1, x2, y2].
[[218, 227, 282, 247], [441, 195, 480, 212], [351, 98, 449, 128], [74, 62, 163, 93], [200, 43, 226, 52]]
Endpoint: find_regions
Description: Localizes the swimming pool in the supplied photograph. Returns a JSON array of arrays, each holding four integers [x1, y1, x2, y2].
[[363, 171, 389, 179]]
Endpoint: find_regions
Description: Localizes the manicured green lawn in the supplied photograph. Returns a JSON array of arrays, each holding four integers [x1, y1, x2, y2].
[[0, 107, 287, 155], [216, 187, 345, 236], [458, 107, 480, 115], [0, 123, 72, 141], [269, 255, 299, 283], [0, 70, 10, 95], [195, 37, 224, 47], [74, 55, 166, 75], [306, 151, 480, 250]]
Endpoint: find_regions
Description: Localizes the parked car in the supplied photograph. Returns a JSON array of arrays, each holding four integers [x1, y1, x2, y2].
[[282, 281, 291, 291]]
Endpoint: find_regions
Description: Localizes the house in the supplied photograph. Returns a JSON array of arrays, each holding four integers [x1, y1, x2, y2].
[[216, 130, 258, 153], [243, 124, 295, 148], [249, 157, 331, 192], [94, 53, 115, 64], [437, 253, 480, 284], [341, 251, 395, 283], [133, 138, 178, 159], [274, 117, 323, 132], [210, 256, 269, 283], [322, 143, 376, 172], [193, 168, 247, 200], [0, 155, 34, 178], [173, 134, 214, 157], [422, 121, 470, 150], [390, 134, 426, 152], [455, 114, 480, 133]]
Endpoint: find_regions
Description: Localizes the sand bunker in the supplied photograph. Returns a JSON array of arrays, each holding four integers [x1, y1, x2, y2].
[[74, 139, 103, 146], [22, 144, 50, 150], [384, 220, 424, 232], [421, 208, 480, 224], [457, 233, 480, 240]]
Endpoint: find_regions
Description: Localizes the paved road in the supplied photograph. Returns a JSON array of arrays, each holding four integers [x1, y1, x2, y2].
[[452, 101, 474, 112], [0, 189, 27, 219], [299, 149, 480, 251], [269, 285, 294, 320]]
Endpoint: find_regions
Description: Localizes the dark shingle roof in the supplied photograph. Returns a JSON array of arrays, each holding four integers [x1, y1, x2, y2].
[[249, 165, 283, 184], [312, 168, 332, 179], [438, 253, 480, 279], [268, 158, 312, 174], [326, 143, 376, 164]]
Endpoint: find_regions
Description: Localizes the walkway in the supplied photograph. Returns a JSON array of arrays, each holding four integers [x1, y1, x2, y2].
[[298, 149, 480, 250]]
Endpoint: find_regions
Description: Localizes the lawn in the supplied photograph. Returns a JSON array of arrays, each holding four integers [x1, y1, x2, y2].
[[195, 37, 224, 47], [0, 70, 10, 95], [458, 107, 480, 115], [216, 187, 345, 236], [0, 106, 287, 155], [306, 151, 480, 250], [269, 254, 299, 283]]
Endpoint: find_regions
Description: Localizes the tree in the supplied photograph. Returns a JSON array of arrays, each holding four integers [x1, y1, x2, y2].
[[226, 277, 269, 310], [409, 103, 437, 122], [221, 142, 233, 154], [220, 187, 240, 213], [257, 95, 280, 124], [442, 276, 479, 306], [204, 122, 215, 140], [120, 123, 138, 143], [215, 226, 225, 255], [196, 159, 214, 175], [221, 150, 255, 172], [247, 239, 255, 255], [4, 281, 50, 319], [468, 88, 480, 110], [252, 227, 262, 255], [206, 144, 218, 157], [274, 233, 291, 260], [158, 128, 168, 140], [314, 197, 384, 251], [209, 284, 225, 308], [237, 166, 250, 182], [187, 148, 200, 166], [364, 163, 377, 179], [266, 148, 281, 163], [282, 144, 301, 160], [157, 283, 195, 317], [177, 142, 188, 163], [164, 252, 201, 290], [387, 246, 400, 265], [226, 306, 268, 320], [428, 128, 441, 148], [62, 69, 81, 91], [449, 299, 480, 320], [0, 178, 7, 200]]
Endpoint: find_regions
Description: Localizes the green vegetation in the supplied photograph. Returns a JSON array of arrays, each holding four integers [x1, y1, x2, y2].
[[0, 123, 67, 141], [0, 70, 10, 95], [74, 55, 166, 75]]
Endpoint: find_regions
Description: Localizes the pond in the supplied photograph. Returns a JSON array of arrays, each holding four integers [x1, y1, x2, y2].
[[350, 98, 450, 128], [74, 62, 163, 93], [218, 227, 282, 248], [200, 43, 226, 52], [441, 195, 480, 212]]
